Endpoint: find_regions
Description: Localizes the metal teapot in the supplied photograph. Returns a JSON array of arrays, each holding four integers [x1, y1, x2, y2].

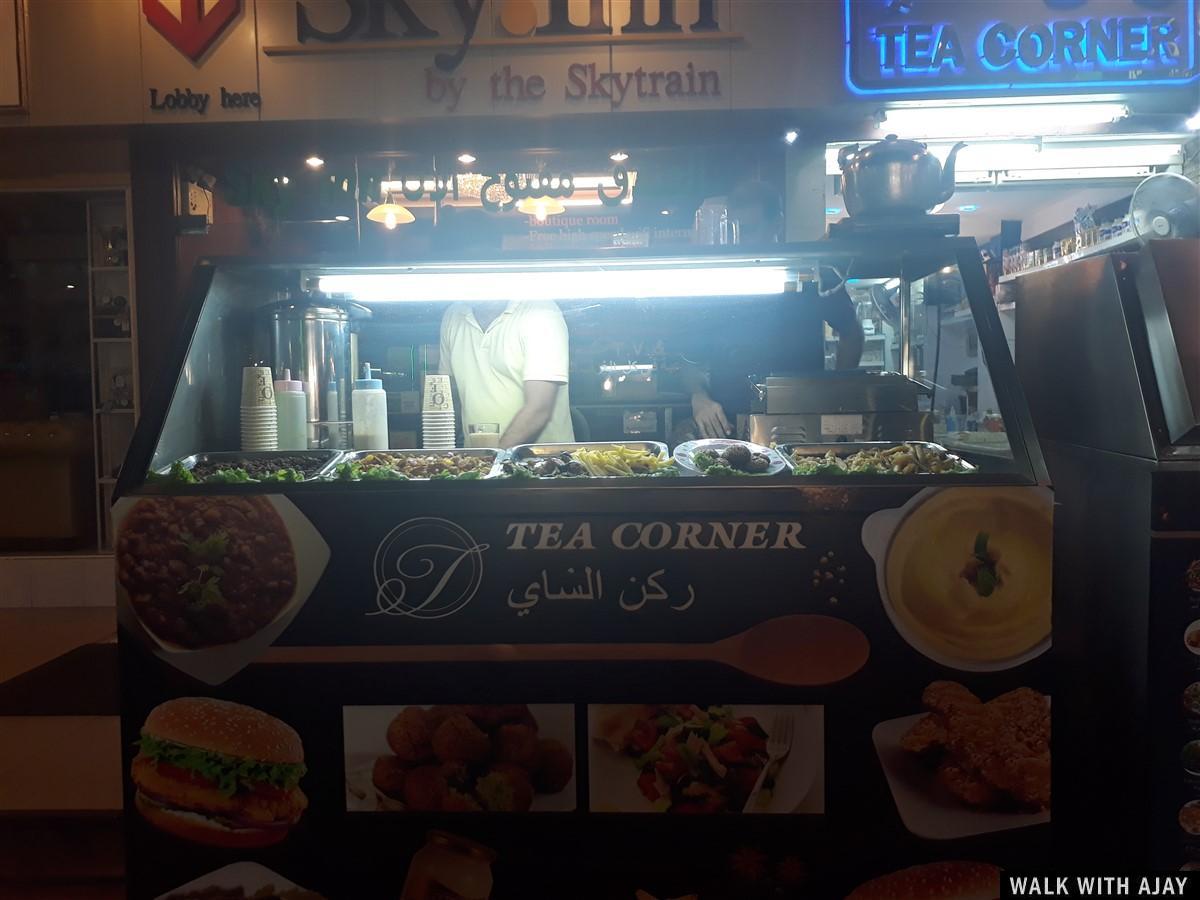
[[837, 134, 967, 218]]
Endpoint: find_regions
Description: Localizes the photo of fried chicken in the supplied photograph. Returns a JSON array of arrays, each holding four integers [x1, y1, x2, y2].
[[899, 681, 1050, 812]]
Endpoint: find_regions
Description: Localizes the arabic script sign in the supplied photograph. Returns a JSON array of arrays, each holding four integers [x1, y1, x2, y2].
[[845, 0, 1198, 95]]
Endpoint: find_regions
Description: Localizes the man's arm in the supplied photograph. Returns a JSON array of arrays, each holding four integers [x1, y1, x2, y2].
[[507, 303, 571, 447], [499, 380, 562, 448], [820, 292, 864, 369], [680, 361, 731, 438]]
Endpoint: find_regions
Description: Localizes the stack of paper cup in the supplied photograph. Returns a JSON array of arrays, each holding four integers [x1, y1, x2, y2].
[[241, 366, 278, 451], [421, 374, 456, 450]]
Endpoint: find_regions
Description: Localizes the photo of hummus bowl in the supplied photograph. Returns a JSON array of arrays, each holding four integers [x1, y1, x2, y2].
[[863, 487, 1052, 671]]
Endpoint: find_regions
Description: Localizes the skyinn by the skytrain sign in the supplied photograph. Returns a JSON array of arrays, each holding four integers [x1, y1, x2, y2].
[[264, 0, 738, 72]]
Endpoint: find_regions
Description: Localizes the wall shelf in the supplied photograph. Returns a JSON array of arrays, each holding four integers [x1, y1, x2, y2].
[[998, 232, 1139, 284], [87, 194, 139, 551]]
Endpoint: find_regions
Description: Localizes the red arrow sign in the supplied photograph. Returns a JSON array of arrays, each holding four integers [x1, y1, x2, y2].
[[143, 0, 242, 62]]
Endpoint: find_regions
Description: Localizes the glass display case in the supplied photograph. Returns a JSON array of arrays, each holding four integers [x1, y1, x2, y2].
[[122, 238, 1043, 490]]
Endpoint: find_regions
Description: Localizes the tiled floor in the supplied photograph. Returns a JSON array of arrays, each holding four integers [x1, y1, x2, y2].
[[0, 886, 124, 899], [0, 607, 123, 897], [0, 556, 115, 609], [0, 716, 121, 812], [0, 608, 116, 684]]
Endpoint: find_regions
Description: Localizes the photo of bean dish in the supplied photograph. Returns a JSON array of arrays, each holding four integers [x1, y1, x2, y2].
[[118, 496, 297, 649]]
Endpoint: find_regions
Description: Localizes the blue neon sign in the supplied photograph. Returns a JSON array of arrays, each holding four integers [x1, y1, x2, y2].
[[846, 0, 1198, 95]]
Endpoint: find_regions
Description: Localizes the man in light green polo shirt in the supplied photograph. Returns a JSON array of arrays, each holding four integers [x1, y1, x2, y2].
[[439, 300, 575, 448]]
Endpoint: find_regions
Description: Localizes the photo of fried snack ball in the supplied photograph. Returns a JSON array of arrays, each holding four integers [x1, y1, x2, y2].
[[493, 722, 539, 767], [386, 707, 435, 764], [532, 738, 574, 794], [402, 764, 447, 812], [476, 763, 534, 812], [427, 705, 489, 735], [372, 755, 409, 800], [432, 713, 491, 764], [442, 788, 483, 812], [466, 704, 534, 730]]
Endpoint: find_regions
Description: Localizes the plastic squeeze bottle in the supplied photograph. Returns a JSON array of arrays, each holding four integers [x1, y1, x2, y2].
[[274, 369, 308, 450], [352, 362, 388, 450]]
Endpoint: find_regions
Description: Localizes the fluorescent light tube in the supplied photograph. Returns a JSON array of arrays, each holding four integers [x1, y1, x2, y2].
[[878, 103, 1128, 139], [999, 165, 1155, 182], [318, 266, 791, 303]]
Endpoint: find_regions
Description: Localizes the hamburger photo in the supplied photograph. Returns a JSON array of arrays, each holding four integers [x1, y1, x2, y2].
[[846, 862, 1001, 900], [131, 697, 308, 847]]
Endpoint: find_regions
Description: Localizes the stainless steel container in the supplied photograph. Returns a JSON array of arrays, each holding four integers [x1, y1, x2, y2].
[[751, 372, 923, 414], [837, 135, 966, 218], [779, 441, 975, 474], [747, 372, 931, 444], [510, 441, 668, 461], [158, 449, 344, 482], [338, 448, 507, 480], [262, 293, 366, 449]]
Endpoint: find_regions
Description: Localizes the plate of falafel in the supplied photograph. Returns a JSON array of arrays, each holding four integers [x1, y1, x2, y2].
[[673, 439, 788, 477], [343, 704, 576, 813]]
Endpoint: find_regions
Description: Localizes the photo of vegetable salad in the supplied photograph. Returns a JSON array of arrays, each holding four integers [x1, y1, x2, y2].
[[593, 705, 769, 813]]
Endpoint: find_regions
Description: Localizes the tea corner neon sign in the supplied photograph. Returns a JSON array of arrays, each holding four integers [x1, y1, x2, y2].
[[844, 0, 1199, 95]]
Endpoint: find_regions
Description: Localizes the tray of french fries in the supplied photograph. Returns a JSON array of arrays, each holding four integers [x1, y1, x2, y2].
[[502, 442, 676, 478]]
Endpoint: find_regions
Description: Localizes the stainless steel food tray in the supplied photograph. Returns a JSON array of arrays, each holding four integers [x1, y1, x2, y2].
[[159, 449, 344, 482], [507, 441, 670, 477], [779, 441, 976, 474], [338, 448, 507, 480], [510, 441, 668, 460]]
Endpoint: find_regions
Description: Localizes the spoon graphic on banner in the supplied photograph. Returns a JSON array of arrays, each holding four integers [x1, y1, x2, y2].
[[264, 614, 870, 687]]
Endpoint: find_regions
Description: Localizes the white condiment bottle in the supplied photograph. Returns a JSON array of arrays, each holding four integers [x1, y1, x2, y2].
[[351, 362, 388, 450], [274, 368, 308, 450], [325, 380, 340, 422]]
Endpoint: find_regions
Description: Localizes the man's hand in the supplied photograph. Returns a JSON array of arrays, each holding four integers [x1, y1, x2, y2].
[[691, 391, 731, 438], [499, 380, 562, 448]]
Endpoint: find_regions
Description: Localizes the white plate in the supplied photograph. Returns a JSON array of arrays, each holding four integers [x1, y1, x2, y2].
[[114, 494, 330, 686], [586, 705, 823, 814], [673, 439, 787, 476], [872, 709, 1050, 840], [155, 862, 306, 899], [343, 704, 577, 813]]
